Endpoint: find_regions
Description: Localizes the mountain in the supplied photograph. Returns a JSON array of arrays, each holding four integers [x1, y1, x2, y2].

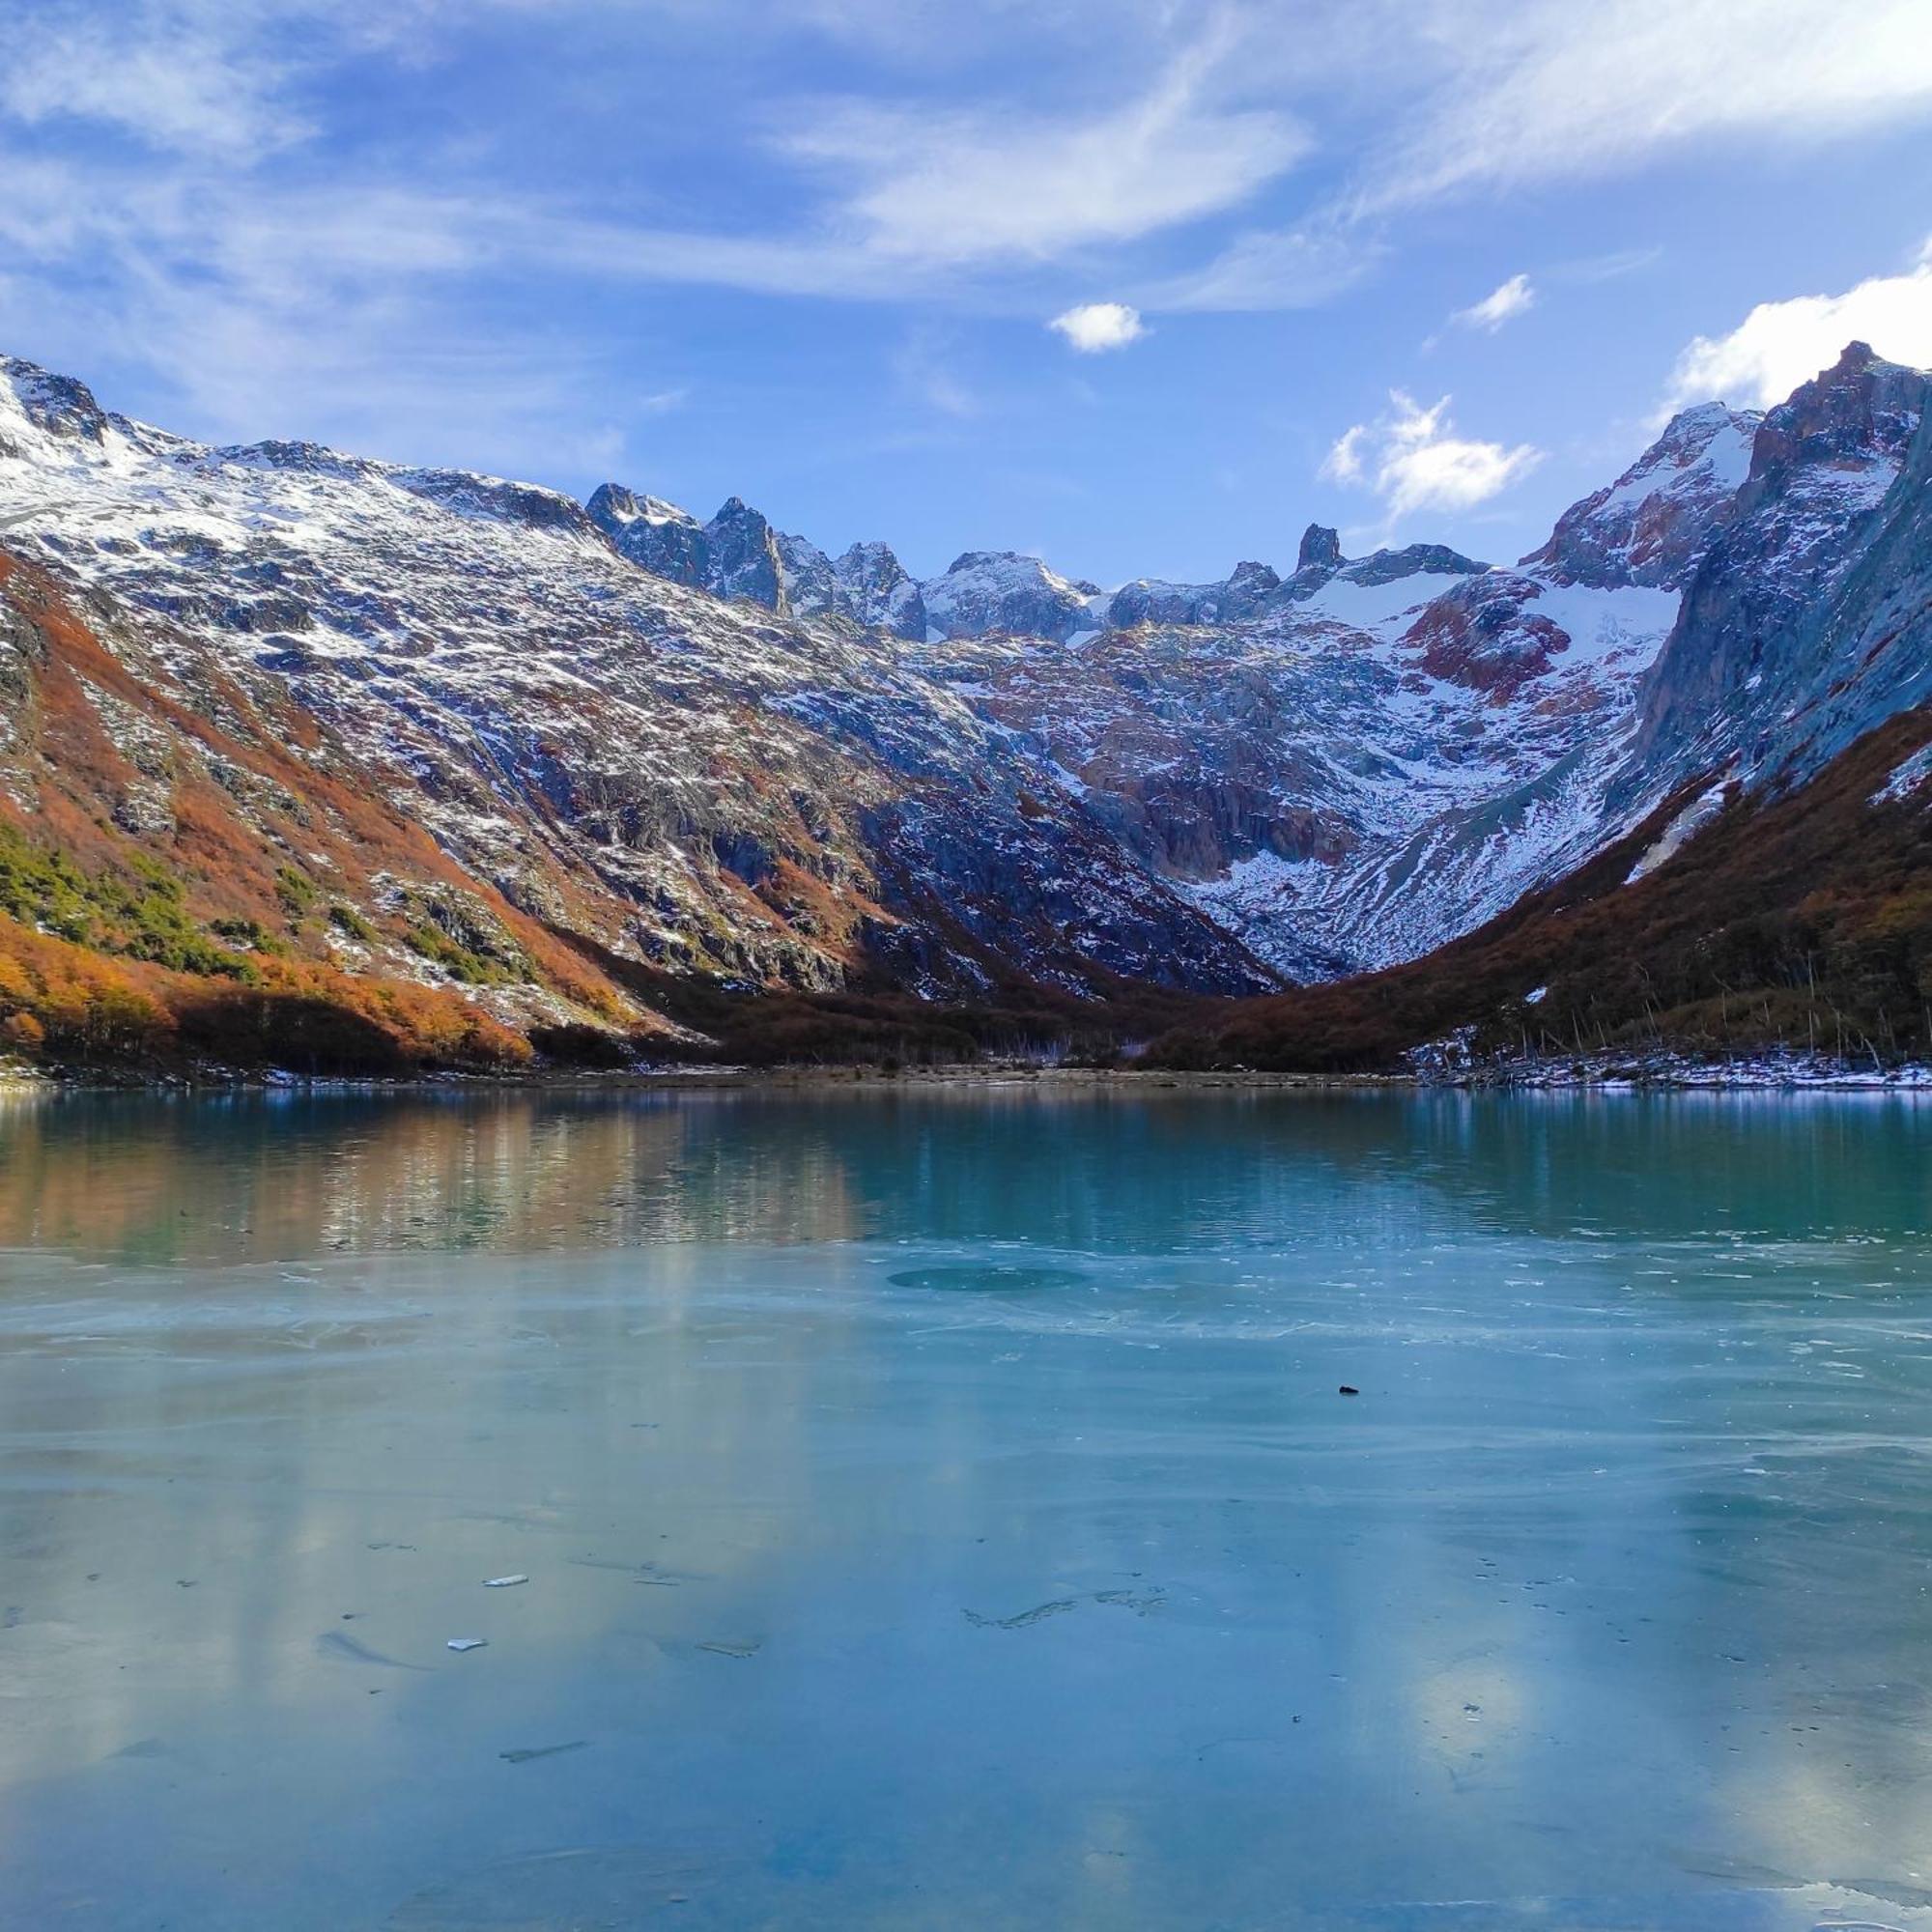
[[1, 341, 1927, 1071], [1150, 703, 1932, 1075], [1154, 343, 1932, 1073], [1633, 341, 1931, 790]]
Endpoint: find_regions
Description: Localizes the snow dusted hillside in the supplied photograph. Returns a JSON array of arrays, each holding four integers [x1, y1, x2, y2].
[[2, 341, 1925, 1015], [0, 357, 1274, 1004]]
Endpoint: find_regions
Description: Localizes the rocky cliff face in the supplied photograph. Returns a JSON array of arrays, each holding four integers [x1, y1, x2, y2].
[[583, 484, 710, 587], [1634, 342, 1930, 790], [3, 342, 1928, 1031], [833, 541, 926, 640]]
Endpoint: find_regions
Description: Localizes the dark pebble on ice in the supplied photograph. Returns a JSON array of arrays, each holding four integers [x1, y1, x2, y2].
[[1338, 1385, 1359, 1397]]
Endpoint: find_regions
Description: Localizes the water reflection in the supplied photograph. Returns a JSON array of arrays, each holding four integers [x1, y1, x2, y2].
[[0, 1089, 1930, 1928], [3, 1084, 1930, 1263]]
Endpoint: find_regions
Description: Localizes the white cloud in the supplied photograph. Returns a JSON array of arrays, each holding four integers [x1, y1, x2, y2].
[[0, 2, 300, 157], [1662, 241, 1932, 409], [1320, 423, 1368, 485], [1049, 302, 1145, 354], [1360, 0, 1932, 213], [786, 27, 1306, 268], [1454, 272, 1535, 331], [0, 0, 464, 159], [10, 0, 1932, 473], [1322, 391, 1543, 518]]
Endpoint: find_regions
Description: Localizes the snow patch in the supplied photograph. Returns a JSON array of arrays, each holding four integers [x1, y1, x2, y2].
[[1627, 782, 1730, 883], [1872, 742, 1932, 806]]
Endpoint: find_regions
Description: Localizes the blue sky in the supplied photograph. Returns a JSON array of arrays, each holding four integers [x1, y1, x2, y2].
[[4, 0, 1931, 585]]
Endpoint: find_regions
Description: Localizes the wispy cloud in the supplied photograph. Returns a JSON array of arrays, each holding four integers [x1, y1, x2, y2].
[[783, 25, 1306, 269], [7, 0, 1932, 497], [1146, 218, 1382, 313], [1322, 391, 1543, 518], [1356, 0, 1932, 213], [1662, 239, 1932, 410], [1453, 272, 1535, 332], [0, 1, 307, 157], [0, 0, 463, 159], [1049, 302, 1145, 353], [891, 326, 981, 416]]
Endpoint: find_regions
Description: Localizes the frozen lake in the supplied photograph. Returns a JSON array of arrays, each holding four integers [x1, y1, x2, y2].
[[2, 1086, 1931, 1929]]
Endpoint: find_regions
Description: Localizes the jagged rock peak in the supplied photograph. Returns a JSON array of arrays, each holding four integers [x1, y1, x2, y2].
[[586, 482, 697, 530], [921, 551, 1104, 643], [1296, 524, 1343, 573], [0, 355, 111, 445], [1340, 542, 1488, 587], [1522, 400, 1758, 591], [703, 497, 787, 611], [833, 540, 926, 640], [1106, 559, 1284, 631], [1746, 339, 1929, 489], [772, 527, 847, 623], [587, 481, 710, 586]]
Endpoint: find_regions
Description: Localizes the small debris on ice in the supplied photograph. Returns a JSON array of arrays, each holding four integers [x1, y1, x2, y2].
[[696, 1639, 761, 1659], [446, 1637, 488, 1653], [483, 1575, 528, 1588], [499, 1742, 586, 1764], [1338, 1385, 1360, 1397], [963, 1599, 1078, 1631], [317, 1631, 427, 1670]]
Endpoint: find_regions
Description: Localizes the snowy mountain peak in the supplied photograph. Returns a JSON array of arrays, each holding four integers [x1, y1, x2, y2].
[[1331, 542, 1488, 590], [218, 440, 390, 485], [1524, 401, 1759, 591], [1632, 345, 1931, 793], [0, 354, 110, 447], [921, 552, 1106, 643]]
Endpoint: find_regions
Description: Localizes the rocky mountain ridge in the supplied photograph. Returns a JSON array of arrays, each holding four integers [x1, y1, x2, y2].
[[1, 340, 1927, 1065]]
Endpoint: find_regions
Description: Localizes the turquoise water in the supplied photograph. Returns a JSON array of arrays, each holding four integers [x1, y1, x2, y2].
[[2, 1086, 1931, 1930]]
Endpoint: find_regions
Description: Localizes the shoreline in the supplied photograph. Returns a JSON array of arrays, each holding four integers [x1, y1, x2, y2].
[[6, 1056, 1932, 1097]]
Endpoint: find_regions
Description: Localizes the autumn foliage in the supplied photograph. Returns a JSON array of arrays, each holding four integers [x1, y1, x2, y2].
[[1148, 707, 1932, 1071]]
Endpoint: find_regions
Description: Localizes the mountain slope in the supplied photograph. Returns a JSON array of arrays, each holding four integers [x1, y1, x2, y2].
[[0, 550, 633, 1069], [0, 354, 1280, 1035], [2, 341, 1930, 1073], [1147, 702, 1932, 1072]]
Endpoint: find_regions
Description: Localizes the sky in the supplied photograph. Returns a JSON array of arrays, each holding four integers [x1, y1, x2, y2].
[[3, 0, 1931, 587]]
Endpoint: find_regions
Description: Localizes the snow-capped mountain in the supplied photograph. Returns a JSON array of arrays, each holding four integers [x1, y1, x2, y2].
[[2, 340, 1926, 1040], [0, 356, 1276, 1011], [1634, 341, 1930, 790]]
